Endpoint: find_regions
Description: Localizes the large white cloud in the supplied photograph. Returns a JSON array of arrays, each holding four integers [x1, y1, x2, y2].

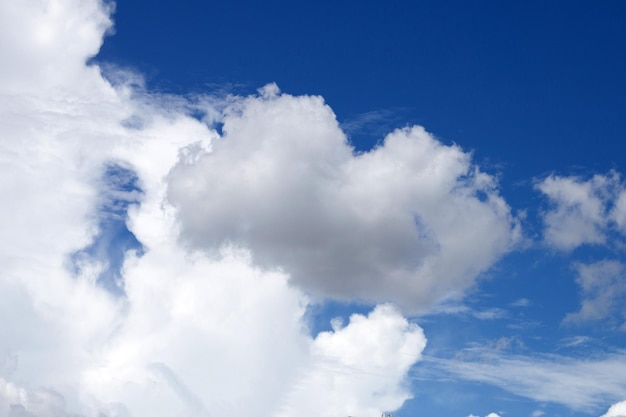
[[168, 87, 521, 312], [0, 1, 429, 416]]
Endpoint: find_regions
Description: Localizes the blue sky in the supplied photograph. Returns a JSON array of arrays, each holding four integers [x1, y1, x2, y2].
[[2, 1, 626, 417]]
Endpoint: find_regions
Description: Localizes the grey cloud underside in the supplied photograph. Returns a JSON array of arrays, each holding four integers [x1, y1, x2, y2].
[[168, 91, 521, 311]]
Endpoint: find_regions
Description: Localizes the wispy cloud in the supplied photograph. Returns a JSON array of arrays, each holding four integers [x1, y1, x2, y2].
[[510, 298, 531, 308], [340, 109, 406, 139], [432, 348, 626, 411]]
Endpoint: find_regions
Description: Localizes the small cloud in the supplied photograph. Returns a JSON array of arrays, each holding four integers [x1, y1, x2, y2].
[[510, 298, 531, 308], [340, 109, 401, 139], [535, 172, 625, 251], [506, 320, 541, 331], [563, 260, 626, 328], [473, 308, 508, 320], [489, 336, 525, 352], [558, 336, 593, 349]]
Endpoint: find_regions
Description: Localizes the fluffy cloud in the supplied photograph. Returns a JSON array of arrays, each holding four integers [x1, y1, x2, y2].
[[536, 172, 625, 250], [536, 174, 626, 326], [168, 87, 521, 312], [0, 1, 430, 416], [602, 401, 626, 417], [564, 260, 626, 326], [276, 305, 425, 417]]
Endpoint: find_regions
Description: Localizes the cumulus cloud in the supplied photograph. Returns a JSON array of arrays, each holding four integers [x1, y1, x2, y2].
[[168, 88, 521, 312], [0, 1, 434, 416], [564, 260, 626, 326], [602, 401, 626, 417], [276, 305, 425, 417], [536, 172, 623, 250]]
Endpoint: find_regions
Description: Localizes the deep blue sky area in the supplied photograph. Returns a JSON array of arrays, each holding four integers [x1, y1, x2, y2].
[[98, 1, 626, 188]]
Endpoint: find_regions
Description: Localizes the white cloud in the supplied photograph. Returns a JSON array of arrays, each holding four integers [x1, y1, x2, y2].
[[276, 305, 425, 417], [472, 308, 508, 320], [536, 173, 619, 250], [564, 260, 626, 326], [436, 348, 626, 411], [535, 172, 626, 251], [0, 0, 112, 95], [0, 1, 429, 417], [168, 88, 521, 312], [601, 400, 626, 417], [611, 191, 626, 234], [510, 298, 530, 308], [467, 413, 501, 417]]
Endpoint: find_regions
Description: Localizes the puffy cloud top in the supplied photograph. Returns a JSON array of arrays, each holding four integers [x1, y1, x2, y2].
[[168, 89, 521, 312], [602, 401, 626, 417]]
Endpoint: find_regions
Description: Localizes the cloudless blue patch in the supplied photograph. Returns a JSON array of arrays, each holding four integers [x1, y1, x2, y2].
[[213, 121, 224, 136], [70, 163, 144, 295]]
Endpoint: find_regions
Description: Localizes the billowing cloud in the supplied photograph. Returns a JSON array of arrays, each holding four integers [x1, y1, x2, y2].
[[602, 401, 626, 417], [564, 260, 626, 327], [276, 305, 425, 417], [536, 172, 622, 250], [0, 1, 431, 417], [168, 87, 521, 312]]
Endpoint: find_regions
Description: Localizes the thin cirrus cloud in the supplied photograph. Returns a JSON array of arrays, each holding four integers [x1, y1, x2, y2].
[[435, 348, 626, 412]]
